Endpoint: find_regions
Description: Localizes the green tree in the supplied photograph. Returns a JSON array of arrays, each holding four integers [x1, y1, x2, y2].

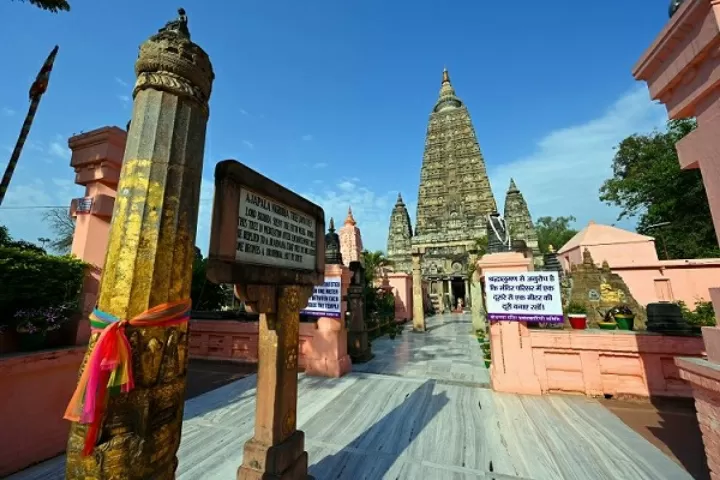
[[361, 249, 391, 285], [42, 208, 75, 254], [191, 248, 226, 311], [12, 0, 70, 12], [600, 119, 719, 259], [535, 216, 578, 254], [0, 224, 46, 254]]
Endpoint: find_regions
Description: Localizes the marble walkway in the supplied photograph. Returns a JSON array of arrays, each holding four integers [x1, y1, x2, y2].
[[11, 314, 692, 479]]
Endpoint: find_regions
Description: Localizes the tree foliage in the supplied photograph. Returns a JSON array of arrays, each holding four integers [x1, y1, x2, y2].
[[535, 216, 578, 254], [42, 208, 75, 254], [600, 119, 719, 259], [12, 0, 70, 12], [361, 249, 391, 286], [0, 224, 46, 254], [190, 248, 227, 311]]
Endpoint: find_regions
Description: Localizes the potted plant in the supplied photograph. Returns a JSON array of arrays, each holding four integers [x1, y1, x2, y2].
[[14, 302, 75, 352], [566, 302, 588, 330], [607, 305, 635, 331]]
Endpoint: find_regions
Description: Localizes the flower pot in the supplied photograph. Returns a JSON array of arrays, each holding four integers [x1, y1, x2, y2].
[[484, 359, 491, 368], [598, 321, 617, 331], [614, 314, 635, 331], [568, 314, 587, 330], [18, 332, 48, 352]]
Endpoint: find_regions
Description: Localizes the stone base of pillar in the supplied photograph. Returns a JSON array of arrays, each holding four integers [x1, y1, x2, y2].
[[238, 431, 313, 480], [348, 330, 373, 363], [305, 354, 352, 378]]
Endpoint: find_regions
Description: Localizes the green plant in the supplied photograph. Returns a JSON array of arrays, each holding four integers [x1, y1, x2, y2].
[[191, 250, 227, 311], [676, 300, 716, 327], [0, 246, 86, 328], [14, 301, 77, 335], [566, 301, 587, 315]]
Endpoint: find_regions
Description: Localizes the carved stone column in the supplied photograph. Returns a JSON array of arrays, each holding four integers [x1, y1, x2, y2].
[[412, 248, 426, 332], [347, 261, 372, 362], [237, 285, 313, 479], [65, 9, 214, 479]]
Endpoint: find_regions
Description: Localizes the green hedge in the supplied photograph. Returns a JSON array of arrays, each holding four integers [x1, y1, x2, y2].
[[0, 247, 87, 322]]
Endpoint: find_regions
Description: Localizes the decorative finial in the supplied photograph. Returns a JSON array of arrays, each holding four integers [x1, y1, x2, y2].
[[156, 7, 191, 39], [669, 0, 685, 17], [548, 244, 555, 253], [442, 67, 450, 85], [397, 192, 404, 204], [329, 217, 335, 232], [345, 207, 357, 226], [508, 178, 518, 193]]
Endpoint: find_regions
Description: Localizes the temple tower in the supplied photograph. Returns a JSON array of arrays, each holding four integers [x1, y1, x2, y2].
[[503, 178, 540, 262], [412, 68, 496, 307], [339, 207, 363, 267], [386, 193, 413, 274]]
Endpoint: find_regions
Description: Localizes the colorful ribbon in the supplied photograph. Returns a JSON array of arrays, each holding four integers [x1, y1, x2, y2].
[[64, 299, 191, 456]]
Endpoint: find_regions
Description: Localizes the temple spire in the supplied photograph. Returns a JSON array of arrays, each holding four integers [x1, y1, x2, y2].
[[508, 178, 519, 193], [329, 217, 336, 232], [434, 67, 462, 112], [503, 179, 541, 262], [344, 206, 356, 226]]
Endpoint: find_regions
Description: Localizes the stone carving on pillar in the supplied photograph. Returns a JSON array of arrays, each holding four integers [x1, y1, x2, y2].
[[206, 161, 326, 480], [325, 218, 343, 266], [64, 9, 215, 479], [411, 248, 426, 332], [347, 261, 372, 362], [486, 212, 511, 254]]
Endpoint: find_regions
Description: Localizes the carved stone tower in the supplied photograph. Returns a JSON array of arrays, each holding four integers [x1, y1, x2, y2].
[[386, 193, 413, 274], [325, 218, 344, 265], [339, 207, 363, 267], [411, 68, 496, 307], [503, 178, 540, 262]]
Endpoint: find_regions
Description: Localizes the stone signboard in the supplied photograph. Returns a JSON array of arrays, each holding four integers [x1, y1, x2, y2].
[[207, 160, 325, 286]]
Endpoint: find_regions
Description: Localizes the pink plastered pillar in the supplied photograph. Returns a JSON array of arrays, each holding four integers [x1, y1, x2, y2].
[[303, 264, 352, 377], [67, 126, 126, 344], [478, 252, 542, 395], [634, 4, 720, 477]]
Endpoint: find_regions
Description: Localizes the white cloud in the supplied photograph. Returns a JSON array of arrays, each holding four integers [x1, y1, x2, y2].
[[301, 134, 313, 141], [48, 141, 70, 160], [115, 77, 129, 87], [242, 140, 254, 149], [313, 162, 328, 169], [488, 86, 667, 230], [2, 107, 15, 116], [117, 95, 131, 106], [239, 109, 249, 116]]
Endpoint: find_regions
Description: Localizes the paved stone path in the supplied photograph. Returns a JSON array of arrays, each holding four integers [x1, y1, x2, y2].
[[11, 313, 692, 479]]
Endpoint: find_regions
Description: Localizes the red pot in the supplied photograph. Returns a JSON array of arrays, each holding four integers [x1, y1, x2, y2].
[[568, 314, 587, 330]]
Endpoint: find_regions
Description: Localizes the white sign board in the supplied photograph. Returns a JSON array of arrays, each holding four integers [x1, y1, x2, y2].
[[236, 188, 317, 270], [485, 272, 563, 323], [302, 276, 342, 318]]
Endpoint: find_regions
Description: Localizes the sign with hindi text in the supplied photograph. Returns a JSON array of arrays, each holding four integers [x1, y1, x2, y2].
[[485, 272, 563, 323], [301, 276, 342, 318]]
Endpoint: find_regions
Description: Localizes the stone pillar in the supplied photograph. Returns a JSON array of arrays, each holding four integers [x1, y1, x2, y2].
[[411, 248, 425, 332], [635, 7, 720, 476], [304, 264, 352, 377], [470, 268, 486, 334], [67, 126, 126, 344], [65, 10, 214, 479], [237, 285, 313, 480]]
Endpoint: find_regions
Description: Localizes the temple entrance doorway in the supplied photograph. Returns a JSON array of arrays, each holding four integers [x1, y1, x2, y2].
[[451, 277, 466, 311]]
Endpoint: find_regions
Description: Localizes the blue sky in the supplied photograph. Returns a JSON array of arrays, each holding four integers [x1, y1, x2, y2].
[[0, 0, 670, 254]]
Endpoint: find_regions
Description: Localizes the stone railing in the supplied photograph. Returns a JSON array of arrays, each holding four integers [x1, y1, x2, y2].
[[526, 329, 705, 398]]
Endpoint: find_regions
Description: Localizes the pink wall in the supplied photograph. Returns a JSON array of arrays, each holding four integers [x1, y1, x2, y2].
[[559, 223, 720, 307], [384, 272, 413, 321], [529, 330, 706, 398], [0, 347, 85, 477]]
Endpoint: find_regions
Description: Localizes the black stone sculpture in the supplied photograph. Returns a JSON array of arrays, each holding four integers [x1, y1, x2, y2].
[[324, 217, 343, 265]]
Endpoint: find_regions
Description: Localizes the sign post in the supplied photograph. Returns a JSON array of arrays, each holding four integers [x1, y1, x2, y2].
[[485, 272, 563, 324], [301, 276, 342, 318], [207, 160, 325, 480]]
